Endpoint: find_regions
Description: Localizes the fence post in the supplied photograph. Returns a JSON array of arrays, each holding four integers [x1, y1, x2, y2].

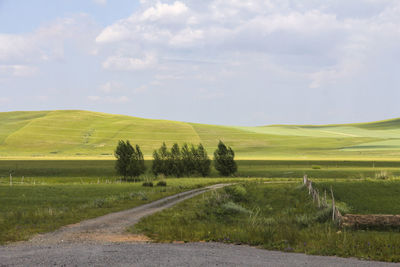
[[330, 186, 335, 221], [9, 173, 12, 186]]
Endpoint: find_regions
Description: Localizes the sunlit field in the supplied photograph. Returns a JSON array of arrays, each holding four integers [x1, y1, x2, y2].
[[1, 110, 400, 160]]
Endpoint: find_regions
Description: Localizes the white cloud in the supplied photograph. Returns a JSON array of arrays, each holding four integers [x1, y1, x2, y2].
[[99, 81, 124, 93], [141, 1, 189, 21], [0, 14, 97, 71], [93, 0, 107, 6], [88, 95, 130, 103], [102, 53, 157, 71], [0, 65, 38, 77]]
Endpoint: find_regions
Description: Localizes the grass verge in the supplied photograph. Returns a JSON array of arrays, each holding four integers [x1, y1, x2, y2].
[[133, 182, 400, 262]]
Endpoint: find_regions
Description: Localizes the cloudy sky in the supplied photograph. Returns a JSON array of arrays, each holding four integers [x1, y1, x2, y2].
[[0, 0, 399, 126]]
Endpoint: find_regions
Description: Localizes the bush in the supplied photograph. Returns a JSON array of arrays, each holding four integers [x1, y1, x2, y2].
[[315, 207, 332, 222], [295, 214, 316, 228], [142, 182, 154, 187], [224, 185, 247, 202], [156, 181, 167, 187], [221, 201, 250, 215], [311, 165, 321, 169]]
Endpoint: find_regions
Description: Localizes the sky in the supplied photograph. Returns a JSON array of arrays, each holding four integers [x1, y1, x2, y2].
[[0, 0, 399, 126]]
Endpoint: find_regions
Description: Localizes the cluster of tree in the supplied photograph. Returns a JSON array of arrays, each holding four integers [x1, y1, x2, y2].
[[115, 140, 237, 179], [152, 143, 211, 177], [114, 140, 146, 180]]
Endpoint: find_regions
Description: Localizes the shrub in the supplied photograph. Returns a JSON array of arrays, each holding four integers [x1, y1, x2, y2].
[[315, 207, 332, 222], [157, 181, 167, 187], [224, 185, 247, 202], [311, 165, 321, 169], [142, 182, 154, 187], [295, 214, 315, 228], [221, 201, 250, 215]]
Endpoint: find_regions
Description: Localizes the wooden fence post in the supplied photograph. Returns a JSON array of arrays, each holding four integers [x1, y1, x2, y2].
[[331, 186, 335, 221]]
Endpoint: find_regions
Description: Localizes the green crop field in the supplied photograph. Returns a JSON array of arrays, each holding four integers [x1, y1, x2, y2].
[[1, 110, 400, 160]]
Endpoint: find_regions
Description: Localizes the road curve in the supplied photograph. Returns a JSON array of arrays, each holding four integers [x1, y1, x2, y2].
[[0, 183, 396, 266]]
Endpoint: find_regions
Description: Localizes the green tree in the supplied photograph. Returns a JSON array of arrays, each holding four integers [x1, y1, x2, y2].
[[114, 140, 134, 179], [127, 144, 146, 178], [152, 142, 171, 176], [152, 150, 162, 175], [213, 140, 237, 176], [196, 143, 211, 177], [170, 143, 183, 177], [181, 143, 195, 176]]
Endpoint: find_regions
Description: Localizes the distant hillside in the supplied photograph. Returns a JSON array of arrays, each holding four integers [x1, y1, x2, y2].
[[0, 110, 399, 160]]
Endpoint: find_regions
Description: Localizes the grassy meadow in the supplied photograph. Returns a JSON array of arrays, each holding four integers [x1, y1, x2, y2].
[[1, 110, 400, 160], [133, 182, 400, 262]]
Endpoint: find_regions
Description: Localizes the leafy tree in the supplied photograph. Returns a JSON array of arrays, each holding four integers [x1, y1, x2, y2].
[[152, 150, 162, 175], [170, 143, 183, 177], [196, 143, 211, 177], [115, 140, 134, 179], [152, 142, 171, 176], [127, 144, 146, 178], [152, 142, 211, 177], [181, 143, 195, 176], [213, 140, 237, 176]]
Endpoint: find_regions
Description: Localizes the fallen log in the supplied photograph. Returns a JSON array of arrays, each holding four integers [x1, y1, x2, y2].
[[341, 214, 400, 227]]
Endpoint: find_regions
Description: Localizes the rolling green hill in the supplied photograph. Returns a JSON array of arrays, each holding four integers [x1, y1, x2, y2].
[[0, 110, 399, 160]]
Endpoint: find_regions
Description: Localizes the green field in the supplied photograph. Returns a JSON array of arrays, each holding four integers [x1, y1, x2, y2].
[[1, 160, 400, 181], [134, 182, 400, 262], [0, 177, 237, 244], [316, 180, 400, 214], [1, 110, 400, 160]]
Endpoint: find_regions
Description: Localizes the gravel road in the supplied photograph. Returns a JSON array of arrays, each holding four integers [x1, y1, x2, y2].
[[0, 183, 397, 266]]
